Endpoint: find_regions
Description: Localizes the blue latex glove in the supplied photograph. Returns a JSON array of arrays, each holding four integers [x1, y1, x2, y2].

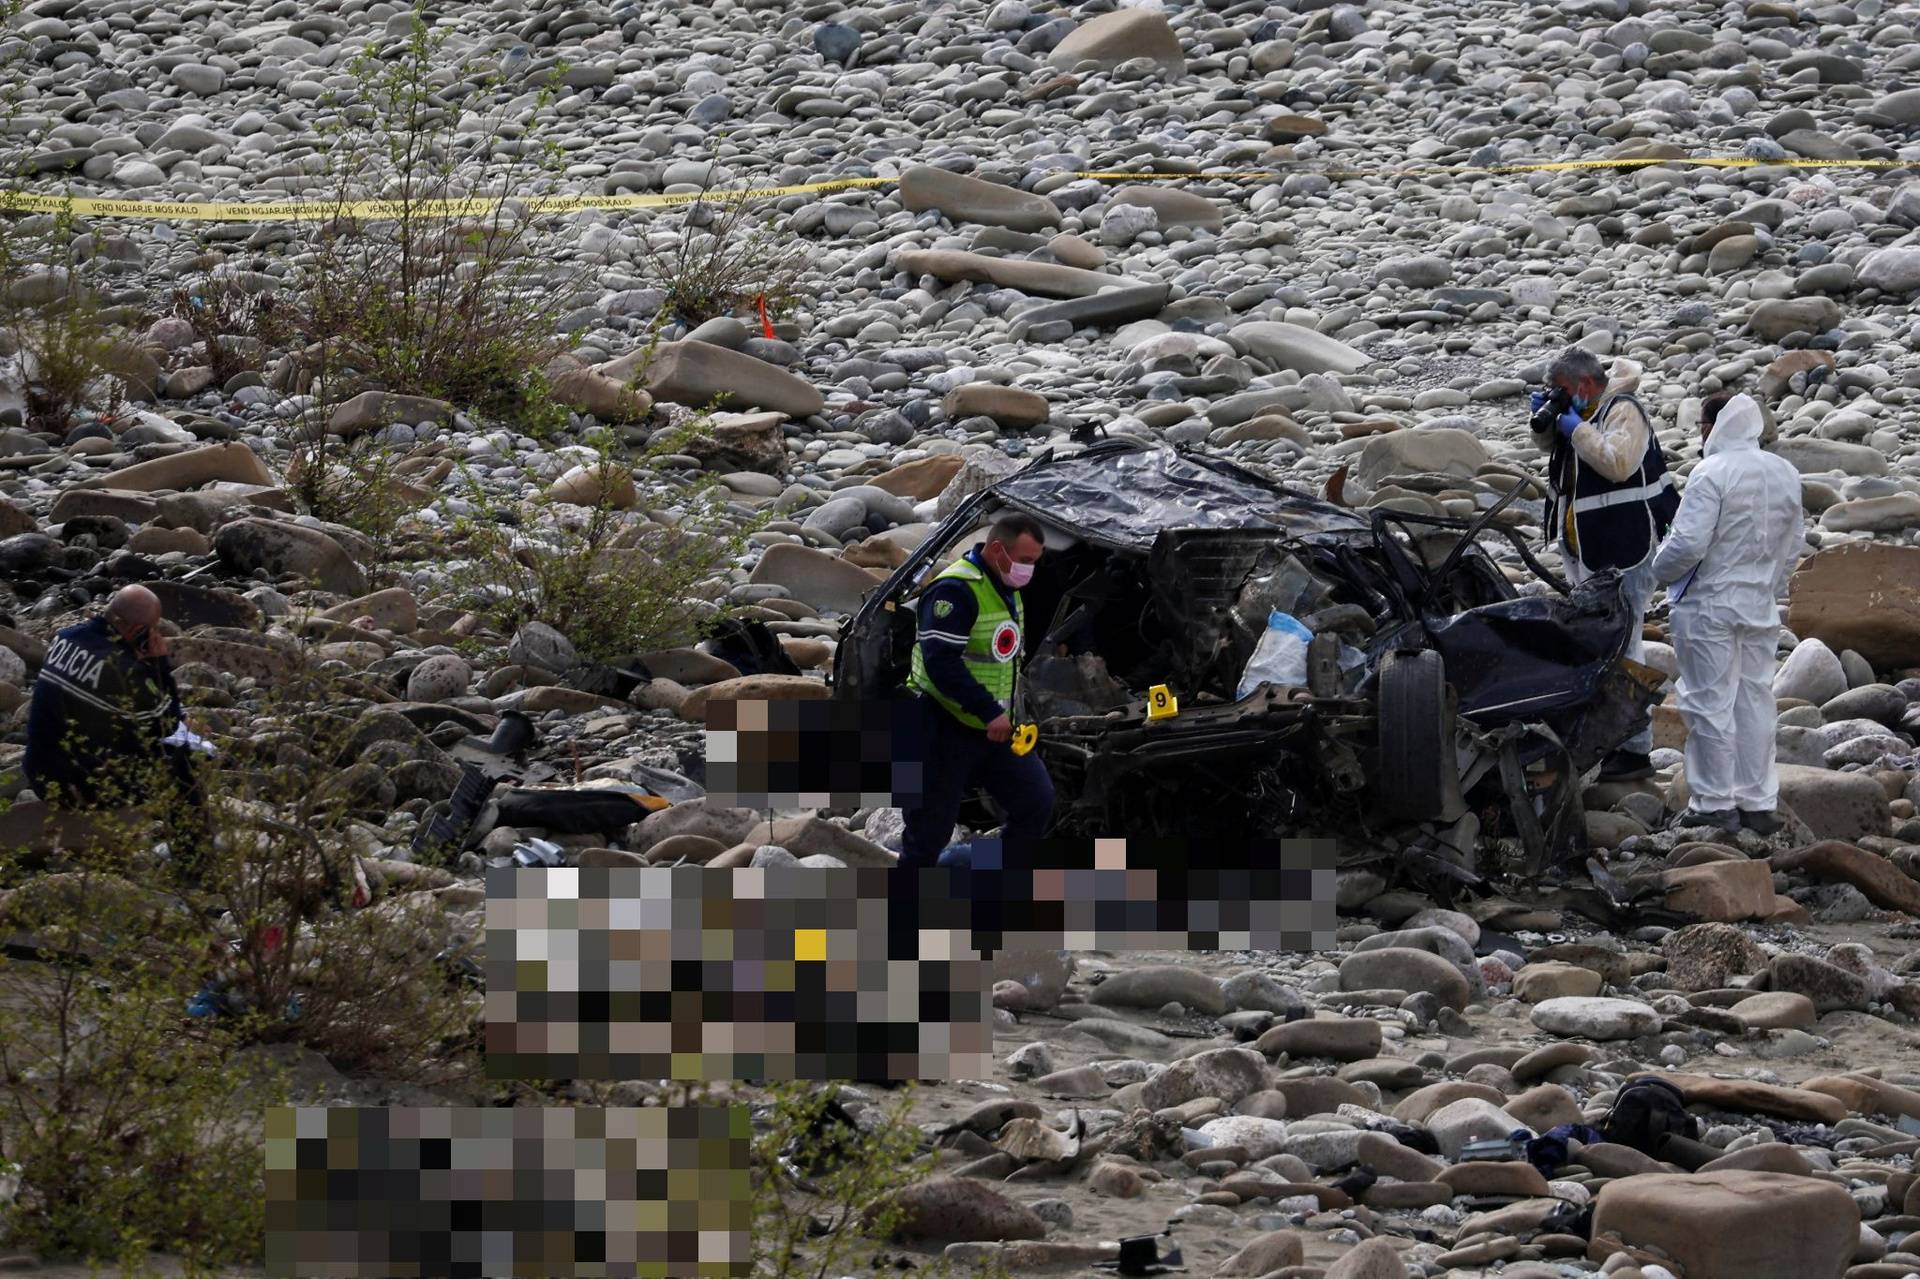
[[1529, 390, 1547, 414], [1555, 407, 1582, 437]]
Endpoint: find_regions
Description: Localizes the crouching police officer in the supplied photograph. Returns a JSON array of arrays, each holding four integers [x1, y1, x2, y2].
[[898, 513, 1055, 868]]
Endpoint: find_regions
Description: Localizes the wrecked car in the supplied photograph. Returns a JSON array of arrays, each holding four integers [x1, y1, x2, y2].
[[832, 440, 1664, 885]]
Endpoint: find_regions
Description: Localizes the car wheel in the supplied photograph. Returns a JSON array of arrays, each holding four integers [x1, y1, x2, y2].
[[1376, 648, 1462, 823]]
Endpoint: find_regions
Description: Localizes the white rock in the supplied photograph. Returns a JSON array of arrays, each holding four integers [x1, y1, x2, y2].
[[1529, 996, 1663, 1041]]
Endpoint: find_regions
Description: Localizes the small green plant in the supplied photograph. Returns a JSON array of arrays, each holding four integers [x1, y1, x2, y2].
[[166, 276, 294, 386], [747, 1082, 1008, 1279], [2, 205, 127, 433], [635, 180, 810, 327], [443, 425, 755, 663], [281, 430, 412, 546]]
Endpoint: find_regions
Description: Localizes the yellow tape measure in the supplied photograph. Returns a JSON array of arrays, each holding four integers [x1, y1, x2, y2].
[[1011, 723, 1038, 756]]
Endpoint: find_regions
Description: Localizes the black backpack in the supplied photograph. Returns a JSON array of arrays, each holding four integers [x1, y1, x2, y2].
[[1602, 1078, 1698, 1156]]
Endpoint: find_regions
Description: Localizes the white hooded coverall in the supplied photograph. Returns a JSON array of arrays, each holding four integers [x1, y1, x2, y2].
[[1650, 394, 1805, 813]]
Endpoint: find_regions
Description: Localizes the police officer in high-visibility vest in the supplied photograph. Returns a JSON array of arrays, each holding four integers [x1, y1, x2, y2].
[[1532, 347, 1680, 784], [899, 513, 1055, 867]]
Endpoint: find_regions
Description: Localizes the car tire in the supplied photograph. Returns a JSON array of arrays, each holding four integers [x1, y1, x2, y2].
[[1377, 648, 1462, 823]]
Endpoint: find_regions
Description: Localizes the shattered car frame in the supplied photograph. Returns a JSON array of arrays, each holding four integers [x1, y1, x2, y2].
[[833, 440, 1662, 887]]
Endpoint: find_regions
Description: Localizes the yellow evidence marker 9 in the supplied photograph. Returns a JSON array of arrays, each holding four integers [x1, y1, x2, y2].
[[1146, 685, 1180, 720]]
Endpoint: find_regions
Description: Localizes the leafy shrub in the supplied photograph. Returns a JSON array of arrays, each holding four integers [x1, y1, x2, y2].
[[443, 428, 754, 663], [0, 844, 276, 1268], [635, 182, 810, 327], [166, 277, 295, 386], [292, 15, 578, 418], [746, 1081, 1008, 1279]]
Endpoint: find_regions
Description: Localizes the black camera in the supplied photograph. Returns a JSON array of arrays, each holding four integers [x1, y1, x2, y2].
[[1530, 385, 1572, 435]]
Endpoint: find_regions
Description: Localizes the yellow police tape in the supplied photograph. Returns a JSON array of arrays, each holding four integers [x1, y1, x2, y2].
[[0, 155, 1907, 223]]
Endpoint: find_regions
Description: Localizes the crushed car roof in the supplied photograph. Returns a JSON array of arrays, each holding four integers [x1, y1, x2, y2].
[[987, 441, 1370, 552]]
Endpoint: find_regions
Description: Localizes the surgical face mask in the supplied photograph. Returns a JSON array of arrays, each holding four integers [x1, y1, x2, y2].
[[1001, 560, 1035, 588]]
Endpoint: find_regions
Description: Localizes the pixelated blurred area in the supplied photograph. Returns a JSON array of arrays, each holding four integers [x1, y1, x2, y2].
[[264, 1105, 749, 1279], [702, 699, 922, 813], [483, 867, 988, 1082], [912, 836, 1341, 956]]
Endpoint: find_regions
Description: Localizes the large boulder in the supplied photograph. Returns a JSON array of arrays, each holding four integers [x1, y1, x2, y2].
[[944, 384, 1049, 430], [894, 249, 1122, 300], [1748, 296, 1841, 342], [1049, 8, 1186, 75], [1772, 840, 1920, 916], [85, 441, 273, 492], [899, 167, 1061, 233], [328, 391, 453, 438], [1787, 543, 1920, 671], [1354, 428, 1490, 491], [1772, 637, 1846, 703], [213, 517, 366, 595], [1589, 1171, 1857, 1279], [680, 673, 830, 722], [1106, 186, 1222, 233], [1764, 953, 1869, 1013], [871, 455, 964, 501], [1089, 966, 1226, 1015], [1858, 246, 1920, 294], [1512, 961, 1602, 1003], [625, 341, 824, 418], [1137, 1046, 1268, 1110], [1425, 1097, 1529, 1161], [747, 543, 884, 614], [682, 411, 790, 476], [1252, 1016, 1382, 1061], [880, 1179, 1047, 1243], [1775, 764, 1891, 844], [547, 463, 637, 510], [1647, 1071, 1846, 1123], [1661, 859, 1777, 922], [1769, 437, 1889, 478], [1229, 321, 1372, 375], [1662, 922, 1768, 992], [1529, 996, 1662, 1040], [549, 361, 652, 422], [1338, 947, 1471, 1010]]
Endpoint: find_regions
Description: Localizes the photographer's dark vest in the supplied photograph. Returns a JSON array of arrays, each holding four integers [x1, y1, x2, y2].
[[1552, 392, 1680, 572]]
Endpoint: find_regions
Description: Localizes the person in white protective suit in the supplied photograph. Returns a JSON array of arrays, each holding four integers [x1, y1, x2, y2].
[[1650, 392, 1805, 836]]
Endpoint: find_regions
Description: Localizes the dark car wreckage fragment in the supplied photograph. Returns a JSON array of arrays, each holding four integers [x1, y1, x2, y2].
[[832, 441, 1662, 891]]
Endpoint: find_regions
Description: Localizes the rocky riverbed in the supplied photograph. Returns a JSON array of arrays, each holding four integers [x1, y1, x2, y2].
[[7, 0, 1920, 1274]]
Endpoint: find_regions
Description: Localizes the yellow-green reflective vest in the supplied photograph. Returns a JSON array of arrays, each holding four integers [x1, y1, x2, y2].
[[906, 558, 1023, 730]]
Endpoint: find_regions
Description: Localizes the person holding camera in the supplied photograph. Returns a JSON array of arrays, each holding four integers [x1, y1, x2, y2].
[[1530, 348, 1680, 783]]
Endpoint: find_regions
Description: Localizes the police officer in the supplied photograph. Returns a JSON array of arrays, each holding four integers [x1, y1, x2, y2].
[[23, 584, 211, 883], [1532, 348, 1680, 783], [899, 513, 1055, 867]]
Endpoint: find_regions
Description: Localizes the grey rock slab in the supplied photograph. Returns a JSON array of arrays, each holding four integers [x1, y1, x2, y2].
[[895, 249, 1123, 300], [636, 342, 825, 419], [1229, 321, 1372, 375], [1049, 8, 1186, 75], [1018, 282, 1171, 331], [747, 543, 885, 615], [900, 166, 1062, 234]]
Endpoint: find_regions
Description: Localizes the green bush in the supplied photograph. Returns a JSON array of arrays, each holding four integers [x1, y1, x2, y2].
[[0, 848, 276, 1268], [636, 182, 810, 328], [745, 1081, 1009, 1279], [292, 14, 578, 418], [442, 427, 755, 663]]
